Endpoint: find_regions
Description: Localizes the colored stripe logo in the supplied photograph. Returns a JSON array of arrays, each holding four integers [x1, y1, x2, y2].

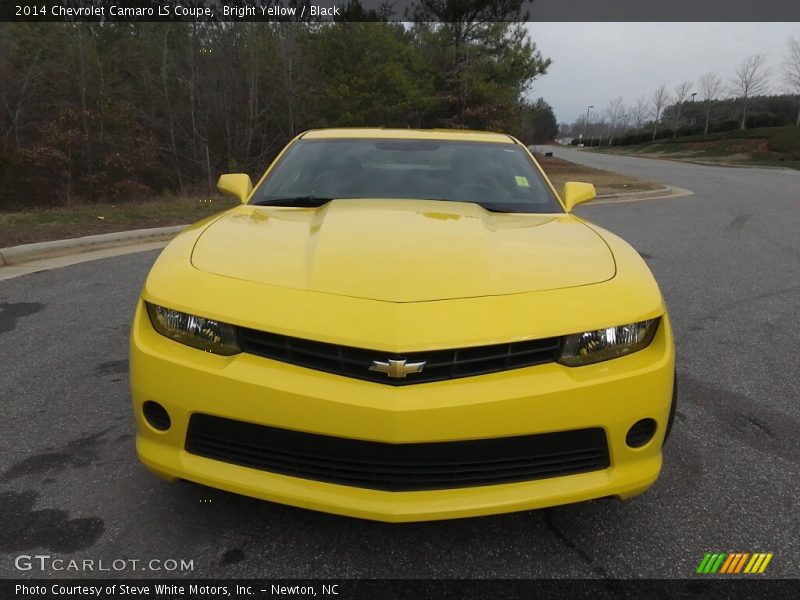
[[696, 552, 773, 574]]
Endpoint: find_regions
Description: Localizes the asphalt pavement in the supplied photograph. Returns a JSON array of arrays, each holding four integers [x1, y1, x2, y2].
[[1, 147, 798, 579]]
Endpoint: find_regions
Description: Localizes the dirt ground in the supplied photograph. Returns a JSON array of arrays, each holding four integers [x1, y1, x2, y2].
[[534, 153, 665, 196]]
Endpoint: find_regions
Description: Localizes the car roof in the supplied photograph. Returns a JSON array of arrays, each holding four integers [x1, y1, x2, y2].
[[300, 128, 516, 144]]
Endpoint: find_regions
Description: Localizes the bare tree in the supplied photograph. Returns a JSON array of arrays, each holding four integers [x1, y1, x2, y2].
[[782, 36, 800, 126], [159, 26, 184, 194], [698, 72, 724, 135], [629, 96, 648, 129], [0, 40, 43, 150], [617, 109, 630, 134], [650, 84, 671, 141], [604, 97, 626, 145], [670, 81, 693, 137], [731, 54, 771, 130]]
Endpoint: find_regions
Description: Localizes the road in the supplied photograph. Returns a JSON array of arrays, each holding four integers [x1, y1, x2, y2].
[[1, 148, 798, 579]]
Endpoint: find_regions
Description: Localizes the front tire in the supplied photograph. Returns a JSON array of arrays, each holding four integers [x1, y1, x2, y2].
[[663, 371, 678, 446]]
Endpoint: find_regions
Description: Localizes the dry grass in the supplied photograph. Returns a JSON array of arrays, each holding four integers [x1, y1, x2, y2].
[[601, 133, 800, 169], [0, 196, 239, 247], [535, 154, 665, 196]]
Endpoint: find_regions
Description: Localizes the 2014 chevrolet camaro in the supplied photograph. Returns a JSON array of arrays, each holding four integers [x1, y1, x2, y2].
[[130, 129, 676, 522]]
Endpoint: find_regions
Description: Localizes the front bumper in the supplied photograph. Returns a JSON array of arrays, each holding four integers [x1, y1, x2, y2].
[[130, 301, 675, 522]]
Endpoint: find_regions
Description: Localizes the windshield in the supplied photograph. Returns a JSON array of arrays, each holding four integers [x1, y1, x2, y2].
[[252, 138, 563, 213]]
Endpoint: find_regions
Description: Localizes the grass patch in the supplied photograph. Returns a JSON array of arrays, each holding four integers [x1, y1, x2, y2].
[[535, 154, 664, 196], [0, 196, 239, 247], [601, 125, 800, 168]]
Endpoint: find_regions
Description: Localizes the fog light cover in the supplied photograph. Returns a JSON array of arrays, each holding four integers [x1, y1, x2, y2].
[[143, 400, 171, 431], [557, 318, 659, 367]]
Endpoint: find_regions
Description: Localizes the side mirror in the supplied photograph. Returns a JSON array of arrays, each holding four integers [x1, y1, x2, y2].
[[561, 181, 596, 212], [217, 173, 253, 204]]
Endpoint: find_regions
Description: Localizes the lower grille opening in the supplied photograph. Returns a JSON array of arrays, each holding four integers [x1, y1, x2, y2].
[[185, 414, 610, 492]]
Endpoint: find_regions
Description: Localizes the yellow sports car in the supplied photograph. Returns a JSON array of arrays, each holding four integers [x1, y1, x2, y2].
[[130, 128, 676, 522]]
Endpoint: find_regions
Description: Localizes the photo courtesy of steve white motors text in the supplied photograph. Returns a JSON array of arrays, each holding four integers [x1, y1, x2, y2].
[[14, 583, 340, 597]]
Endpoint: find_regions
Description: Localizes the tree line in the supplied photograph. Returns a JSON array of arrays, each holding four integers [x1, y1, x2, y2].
[[0, 16, 556, 210], [561, 38, 800, 147]]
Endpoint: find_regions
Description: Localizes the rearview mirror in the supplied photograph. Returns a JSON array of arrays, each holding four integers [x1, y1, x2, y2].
[[217, 173, 253, 204], [561, 182, 596, 212]]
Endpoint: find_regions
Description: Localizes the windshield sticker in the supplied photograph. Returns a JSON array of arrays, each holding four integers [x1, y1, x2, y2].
[[515, 176, 530, 187]]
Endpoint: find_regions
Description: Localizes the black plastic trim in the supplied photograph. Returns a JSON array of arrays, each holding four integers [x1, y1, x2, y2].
[[237, 329, 561, 385], [185, 415, 610, 492]]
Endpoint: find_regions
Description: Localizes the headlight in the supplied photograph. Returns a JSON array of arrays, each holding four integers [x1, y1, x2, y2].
[[145, 303, 240, 355], [557, 318, 660, 367]]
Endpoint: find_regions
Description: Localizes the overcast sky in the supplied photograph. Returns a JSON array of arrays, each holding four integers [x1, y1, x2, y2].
[[525, 23, 800, 123]]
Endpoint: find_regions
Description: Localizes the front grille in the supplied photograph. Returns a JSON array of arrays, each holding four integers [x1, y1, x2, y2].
[[185, 414, 610, 491], [238, 328, 561, 385]]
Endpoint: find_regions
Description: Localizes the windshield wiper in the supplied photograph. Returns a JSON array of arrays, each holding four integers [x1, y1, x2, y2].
[[253, 196, 522, 213], [476, 203, 524, 214], [252, 195, 334, 207]]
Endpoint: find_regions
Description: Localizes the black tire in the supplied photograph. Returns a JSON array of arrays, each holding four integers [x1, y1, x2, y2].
[[663, 371, 678, 446]]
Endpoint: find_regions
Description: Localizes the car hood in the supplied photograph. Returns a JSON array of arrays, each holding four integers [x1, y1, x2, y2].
[[191, 199, 615, 302]]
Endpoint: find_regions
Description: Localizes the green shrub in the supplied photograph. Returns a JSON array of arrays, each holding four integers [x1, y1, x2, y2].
[[767, 127, 800, 155], [709, 120, 739, 134]]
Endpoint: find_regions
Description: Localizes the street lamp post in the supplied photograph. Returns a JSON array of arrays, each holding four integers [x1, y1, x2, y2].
[[582, 105, 594, 146]]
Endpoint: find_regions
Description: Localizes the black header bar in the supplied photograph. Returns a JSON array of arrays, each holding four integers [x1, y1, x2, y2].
[[3, 579, 800, 600], [2, 0, 799, 23]]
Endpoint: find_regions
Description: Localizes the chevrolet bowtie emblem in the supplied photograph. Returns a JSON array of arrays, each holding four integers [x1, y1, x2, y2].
[[369, 358, 426, 378]]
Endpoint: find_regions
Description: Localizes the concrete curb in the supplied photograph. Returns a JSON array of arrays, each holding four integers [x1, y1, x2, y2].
[[596, 186, 671, 200], [591, 185, 694, 205], [664, 159, 796, 171], [0, 225, 187, 266]]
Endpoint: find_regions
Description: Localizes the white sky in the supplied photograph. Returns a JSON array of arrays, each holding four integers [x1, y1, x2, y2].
[[525, 23, 800, 123]]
